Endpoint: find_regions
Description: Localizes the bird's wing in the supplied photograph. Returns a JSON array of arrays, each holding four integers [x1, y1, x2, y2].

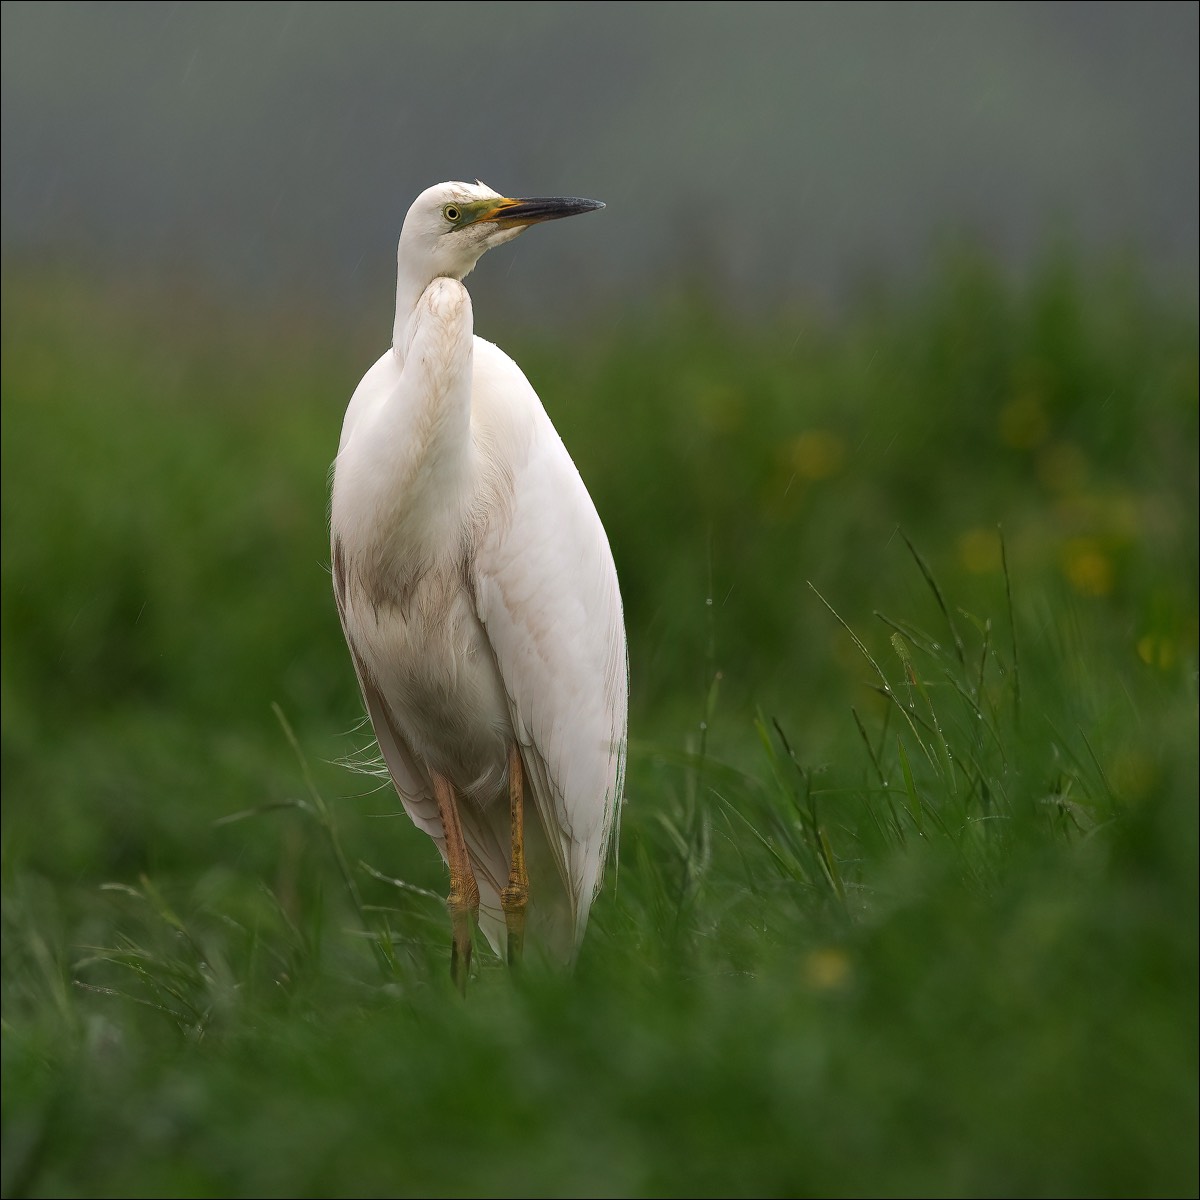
[[469, 343, 628, 947]]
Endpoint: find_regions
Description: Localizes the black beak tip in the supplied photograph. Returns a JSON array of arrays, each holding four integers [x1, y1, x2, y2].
[[504, 196, 606, 223]]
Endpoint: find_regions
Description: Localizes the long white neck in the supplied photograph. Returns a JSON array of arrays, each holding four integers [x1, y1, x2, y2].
[[392, 249, 432, 357]]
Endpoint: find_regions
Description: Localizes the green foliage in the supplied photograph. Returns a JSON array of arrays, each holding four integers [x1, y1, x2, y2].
[[2, 252, 1196, 1197]]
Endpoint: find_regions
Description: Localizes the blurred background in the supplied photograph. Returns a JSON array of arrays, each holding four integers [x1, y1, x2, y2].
[[3, 1, 1197, 316], [3, 4, 1197, 1197]]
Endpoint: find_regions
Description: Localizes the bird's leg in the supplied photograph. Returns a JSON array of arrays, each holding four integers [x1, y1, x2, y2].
[[432, 772, 479, 995], [501, 743, 529, 965]]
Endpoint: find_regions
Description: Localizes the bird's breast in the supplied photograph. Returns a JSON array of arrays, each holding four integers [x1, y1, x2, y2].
[[329, 316, 535, 807], [342, 548, 512, 803]]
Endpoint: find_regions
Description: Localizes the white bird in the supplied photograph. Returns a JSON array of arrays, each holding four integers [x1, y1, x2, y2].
[[330, 181, 626, 987]]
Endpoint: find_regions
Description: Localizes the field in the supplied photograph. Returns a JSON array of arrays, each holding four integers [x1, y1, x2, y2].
[[2, 248, 1197, 1197]]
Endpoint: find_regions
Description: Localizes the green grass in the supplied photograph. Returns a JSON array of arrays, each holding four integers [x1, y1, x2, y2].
[[2, 248, 1197, 1197]]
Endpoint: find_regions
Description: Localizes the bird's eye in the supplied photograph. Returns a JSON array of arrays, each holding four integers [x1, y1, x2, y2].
[[443, 204, 461, 223]]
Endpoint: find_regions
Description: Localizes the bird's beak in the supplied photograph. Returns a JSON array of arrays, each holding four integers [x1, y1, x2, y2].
[[476, 196, 605, 228]]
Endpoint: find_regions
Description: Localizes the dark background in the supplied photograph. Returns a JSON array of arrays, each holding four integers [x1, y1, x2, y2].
[[4, 2, 1196, 322]]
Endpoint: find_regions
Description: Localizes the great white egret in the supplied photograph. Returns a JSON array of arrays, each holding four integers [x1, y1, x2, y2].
[[330, 181, 626, 988]]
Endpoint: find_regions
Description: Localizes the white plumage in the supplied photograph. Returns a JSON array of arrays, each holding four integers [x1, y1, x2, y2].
[[330, 181, 626, 970]]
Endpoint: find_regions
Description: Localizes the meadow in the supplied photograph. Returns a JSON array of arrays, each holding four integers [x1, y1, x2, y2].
[[2, 247, 1197, 1197]]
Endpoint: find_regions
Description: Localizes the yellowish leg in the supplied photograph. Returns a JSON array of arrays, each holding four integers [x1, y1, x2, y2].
[[432, 772, 479, 995], [501, 743, 529, 965]]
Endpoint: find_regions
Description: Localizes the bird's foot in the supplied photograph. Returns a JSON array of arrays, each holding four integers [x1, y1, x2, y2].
[[501, 883, 528, 967], [448, 901, 475, 996]]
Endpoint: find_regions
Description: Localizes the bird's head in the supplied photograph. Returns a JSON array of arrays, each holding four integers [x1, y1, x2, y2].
[[397, 180, 604, 284]]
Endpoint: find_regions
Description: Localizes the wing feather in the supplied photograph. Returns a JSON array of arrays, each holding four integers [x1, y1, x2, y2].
[[470, 343, 628, 949]]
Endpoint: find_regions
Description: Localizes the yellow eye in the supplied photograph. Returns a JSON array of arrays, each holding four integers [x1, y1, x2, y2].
[[443, 204, 461, 223]]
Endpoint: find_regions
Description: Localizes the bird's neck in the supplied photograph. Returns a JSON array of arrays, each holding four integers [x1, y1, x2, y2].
[[392, 263, 430, 357]]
